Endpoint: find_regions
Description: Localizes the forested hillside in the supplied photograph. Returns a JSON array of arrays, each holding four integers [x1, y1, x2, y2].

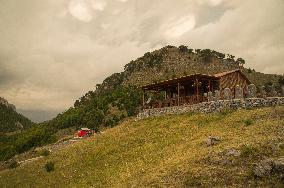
[[43, 86, 142, 132], [0, 98, 33, 133]]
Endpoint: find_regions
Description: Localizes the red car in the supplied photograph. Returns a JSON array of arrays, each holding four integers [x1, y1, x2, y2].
[[77, 128, 93, 137]]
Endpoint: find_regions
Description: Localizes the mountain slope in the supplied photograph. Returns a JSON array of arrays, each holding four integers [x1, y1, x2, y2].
[[120, 45, 282, 88], [1, 106, 283, 187], [0, 97, 33, 133], [96, 45, 282, 100], [51, 45, 283, 133]]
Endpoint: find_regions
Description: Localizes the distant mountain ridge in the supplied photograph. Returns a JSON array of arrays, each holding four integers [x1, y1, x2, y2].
[[0, 97, 33, 133]]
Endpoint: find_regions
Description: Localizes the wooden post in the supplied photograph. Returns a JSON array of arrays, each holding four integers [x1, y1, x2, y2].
[[142, 90, 145, 108], [244, 81, 247, 97], [177, 82, 180, 106], [196, 79, 199, 102]]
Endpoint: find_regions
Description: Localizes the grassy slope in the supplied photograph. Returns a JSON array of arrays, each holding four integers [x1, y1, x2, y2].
[[0, 107, 283, 187]]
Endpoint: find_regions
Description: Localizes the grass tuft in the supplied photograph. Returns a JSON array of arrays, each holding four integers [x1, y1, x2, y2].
[[243, 119, 253, 126]]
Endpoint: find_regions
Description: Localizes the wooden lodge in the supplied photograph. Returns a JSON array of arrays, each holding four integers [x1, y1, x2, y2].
[[141, 69, 251, 108]]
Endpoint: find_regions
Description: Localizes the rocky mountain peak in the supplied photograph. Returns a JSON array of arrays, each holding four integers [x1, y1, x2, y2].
[[0, 97, 16, 111]]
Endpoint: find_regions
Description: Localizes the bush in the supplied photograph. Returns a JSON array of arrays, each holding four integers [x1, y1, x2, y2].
[[105, 118, 116, 128], [45, 161, 55, 172], [8, 159, 19, 169], [0, 145, 17, 161], [39, 149, 50, 156], [178, 45, 189, 53], [240, 145, 258, 158], [14, 126, 57, 154], [244, 119, 253, 126]]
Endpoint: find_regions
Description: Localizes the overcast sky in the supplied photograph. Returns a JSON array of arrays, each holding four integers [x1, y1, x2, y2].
[[0, 0, 283, 122]]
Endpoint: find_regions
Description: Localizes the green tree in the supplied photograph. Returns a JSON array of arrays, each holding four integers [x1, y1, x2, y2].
[[178, 45, 189, 53], [279, 76, 284, 85], [236, 58, 245, 67]]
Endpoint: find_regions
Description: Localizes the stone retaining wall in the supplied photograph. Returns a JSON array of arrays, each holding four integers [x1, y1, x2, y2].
[[137, 97, 284, 120]]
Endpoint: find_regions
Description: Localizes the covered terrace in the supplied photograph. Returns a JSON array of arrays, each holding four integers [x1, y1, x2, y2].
[[141, 74, 220, 109]]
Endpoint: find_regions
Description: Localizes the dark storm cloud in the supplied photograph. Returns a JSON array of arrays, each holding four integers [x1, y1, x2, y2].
[[0, 0, 283, 121]]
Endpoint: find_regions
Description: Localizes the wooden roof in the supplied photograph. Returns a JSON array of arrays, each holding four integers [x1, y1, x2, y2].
[[214, 69, 251, 84], [141, 73, 218, 90], [214, 69, 240, 77], [141, 69, 251, 91]]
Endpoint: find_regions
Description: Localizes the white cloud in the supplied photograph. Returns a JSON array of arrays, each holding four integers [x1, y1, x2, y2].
[[198, 0, 224, 6], [91, 0, 107, 11], [164, 15, 196, 38], [101, 23, 111, 29], [68, 0, 93, 22], [208, 0, 223, 6]]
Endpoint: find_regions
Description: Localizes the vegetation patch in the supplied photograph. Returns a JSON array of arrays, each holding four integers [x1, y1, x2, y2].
[[0, 103, 34, 133], [184, 174, 202, 187], [240, 144, 259, 159], [38, 149, 50, 157], [243, 119, 254, 126], [0, 107, 283, 187], [8, 159, 19, 169], [44, 161, 55, 172]]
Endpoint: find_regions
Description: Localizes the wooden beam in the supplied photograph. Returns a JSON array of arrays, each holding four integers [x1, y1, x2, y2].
[[237, 72, 240, 86], [178, 82, 180, 106]]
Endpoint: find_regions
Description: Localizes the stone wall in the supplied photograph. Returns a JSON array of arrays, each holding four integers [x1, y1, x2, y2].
[[137, 97, 284, 120]]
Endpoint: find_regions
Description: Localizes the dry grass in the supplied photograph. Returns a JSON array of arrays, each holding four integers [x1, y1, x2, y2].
[[0, 106, 283, 187]]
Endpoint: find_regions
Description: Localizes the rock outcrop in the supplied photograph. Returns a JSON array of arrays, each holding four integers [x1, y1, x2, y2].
[[0, 97, 16, 111], [253, 157, 284, 178]]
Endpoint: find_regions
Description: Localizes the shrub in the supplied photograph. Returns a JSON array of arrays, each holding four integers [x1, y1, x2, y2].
[[45, 161, 55, 172], [248, 68, 253, 73], [8, 159, 19, 169], [105, 118, 116, 128], [178, 45, 189, 53], [240, 145, 258, 158], [244, 119, 253, 126], [0, 145, 17, 161], [279, 76, 284, 85], [39, 149, 50, 156]]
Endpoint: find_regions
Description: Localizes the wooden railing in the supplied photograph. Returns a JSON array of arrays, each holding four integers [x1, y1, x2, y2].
[[146, 95, 208, 109]]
